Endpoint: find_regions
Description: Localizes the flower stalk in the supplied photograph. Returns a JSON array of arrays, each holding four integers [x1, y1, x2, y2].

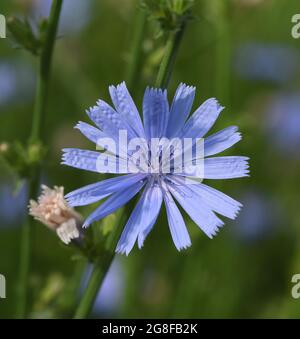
[[155, 22, 186, 88], [30, 0, 63, 144], [126, 6, 147, 91], [73, 220, 124, 319], [73, 257, 111, 319], [209, 0, 231, 105], [16, 0, 63, 318]]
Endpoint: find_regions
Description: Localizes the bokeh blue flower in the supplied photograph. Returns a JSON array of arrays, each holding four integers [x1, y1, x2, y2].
[[264, 93, 300, 158], [31, 0, 93, 35], [0, 182, 28, 228], [234, 43, 299, 85]]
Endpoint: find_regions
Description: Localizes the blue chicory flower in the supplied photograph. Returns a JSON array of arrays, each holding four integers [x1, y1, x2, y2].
[[62, 82, 249, 255], [234, 42, 299, 85], [264, 92, 300, 158], [0, 182, 28, 227], [231, 190, 280, 243], [0, 60, 35, 107]]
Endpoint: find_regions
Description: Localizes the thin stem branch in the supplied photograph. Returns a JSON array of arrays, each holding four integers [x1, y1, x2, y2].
[[16, 219, 31, 317], [16, 0, 63, 318], [214, 0, 231, 106], [155, 24, 186, 89], [73, 255, 113, 319], [30, 0, 63, 143], [126, 7, 147, 91]]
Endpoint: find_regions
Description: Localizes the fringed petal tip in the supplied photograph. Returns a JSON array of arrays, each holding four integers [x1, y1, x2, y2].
[[175, 240, 192, 251], [208, 97, 225, 111], [115, 244, 131, 256], [108, 81, 126, 91], [232, 206, 242, 220], [207, 221, 224, 239], [178, 82, 196, 91], [64, 198, 76, 208], [74, 121, 83, 129], [82, 221, 90, 229], [145, 86, 168, 96], [115, 235, 192, 254], [243, 157, 251, 176]]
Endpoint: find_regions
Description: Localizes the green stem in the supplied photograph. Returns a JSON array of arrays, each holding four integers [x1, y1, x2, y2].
[[73, 256, 113, 319], [16, 170, 39, 318], [73, 222, 123, 319], [16, 219, 31, 317], [16, 0, 63, 318], [125, 6, 147, 91], [30, 0, 63, 143], [155, 24, 186, 89], [214, 0, 231, 106]]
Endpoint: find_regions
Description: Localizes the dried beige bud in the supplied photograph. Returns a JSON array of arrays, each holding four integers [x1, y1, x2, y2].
[[29, 185, 82, 244], [56, 219, 80, 245]]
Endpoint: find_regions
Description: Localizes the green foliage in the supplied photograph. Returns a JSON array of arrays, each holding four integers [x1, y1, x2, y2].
[[7, 17, 41, 55], [142, 0, 195, 34], [0, 141, 46, 180]]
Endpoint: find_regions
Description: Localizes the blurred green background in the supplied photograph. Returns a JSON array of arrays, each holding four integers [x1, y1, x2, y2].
[[1, 0, 300, 318]]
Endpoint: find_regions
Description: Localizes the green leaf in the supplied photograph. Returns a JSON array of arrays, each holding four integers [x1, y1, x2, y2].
[[6, 16, 41, 55]]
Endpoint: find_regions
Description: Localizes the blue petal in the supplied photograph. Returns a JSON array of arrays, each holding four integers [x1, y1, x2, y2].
[[75, 121, 128, 158], [163, 187, 191, 250], [109, 82, 145, 138], [61, 148, 125, 174], [166, 83, 195, 138], [166, 178, 224, 238], [75, 121, 107, 145], [65, 174, 146, 207], [204, 156, 249, 179], [180, 98, 224, 138], [204, 126, 242, 157], [86, 100, 135, 141], [61, 148, 101, 173], [116, 182, 163, 255], [169, 176, 242, 219], [194, 183, 242, 219], [137, 183, 163, 248], [83, 179, 146, 228], [143, 87, 169, 139]]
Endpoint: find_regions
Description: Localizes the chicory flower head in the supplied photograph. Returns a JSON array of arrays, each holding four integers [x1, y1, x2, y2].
[[62, 82, 249, 255]]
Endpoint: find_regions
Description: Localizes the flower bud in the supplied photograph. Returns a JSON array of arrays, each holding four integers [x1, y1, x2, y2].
[[29, 185, 83, 244]]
